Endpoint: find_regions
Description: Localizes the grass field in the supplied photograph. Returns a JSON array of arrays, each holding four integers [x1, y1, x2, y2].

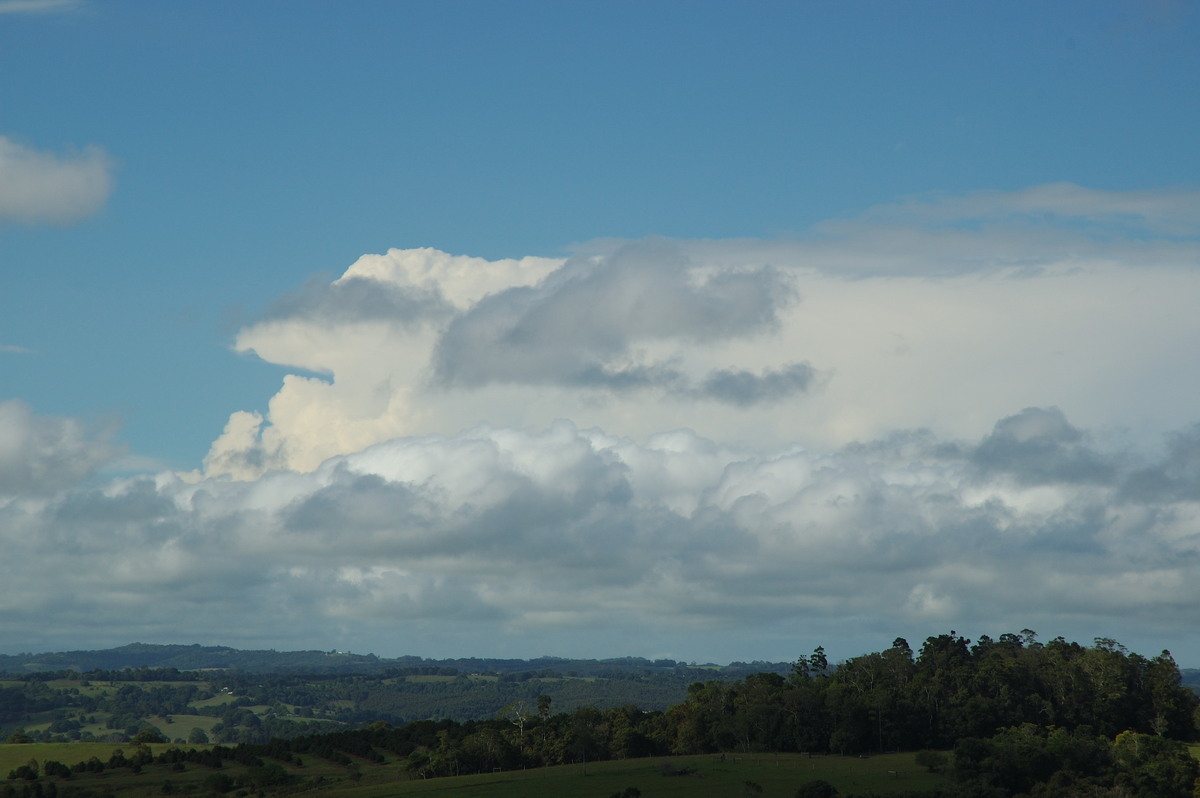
[[0, 744, 947, 797]]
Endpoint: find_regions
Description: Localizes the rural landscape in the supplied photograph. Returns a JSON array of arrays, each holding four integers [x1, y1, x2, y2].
[[3, 634, 1200, 797]]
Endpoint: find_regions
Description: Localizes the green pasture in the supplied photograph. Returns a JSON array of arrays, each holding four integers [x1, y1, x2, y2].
[[0, 741, 189, 772], [0, 745, 947, 798], [144, 713, 223, 737], [16, 710, 221, 743]]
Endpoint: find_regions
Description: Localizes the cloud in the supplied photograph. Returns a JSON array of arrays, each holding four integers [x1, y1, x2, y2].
[[0, 399, 119, 495], [0, 136, 114, 224], [698, 363, 816, 406], [211, 241, 803, 476], [801, 182, 1200, 277], [856, 183, 1200, 239]]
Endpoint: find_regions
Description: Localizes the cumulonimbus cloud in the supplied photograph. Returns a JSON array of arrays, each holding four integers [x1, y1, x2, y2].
[[17, 182, 1172, 660], [201, 184, 1200, 480], [208, 239, 814, 476], [0, 135, 114, 224]]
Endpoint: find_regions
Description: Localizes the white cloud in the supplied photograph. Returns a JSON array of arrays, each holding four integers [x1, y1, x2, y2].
[[0, 399, 119, 494], [8, 410, 1200, 661], [0, 135, 114, 224]]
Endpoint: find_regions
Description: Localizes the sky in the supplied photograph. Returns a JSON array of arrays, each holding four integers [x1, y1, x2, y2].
[[2, 0, 1200, 667]]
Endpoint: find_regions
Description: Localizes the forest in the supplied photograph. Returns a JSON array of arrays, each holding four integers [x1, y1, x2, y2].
[[2, 632, 1199, 797]]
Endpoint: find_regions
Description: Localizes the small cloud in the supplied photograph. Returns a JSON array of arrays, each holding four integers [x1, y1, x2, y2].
[[0, 135, 114, 224], [0, 0, 82, 13], [0, 399, 121, 494], [0, 344, 33, 354], [699, 363, 816, 406]]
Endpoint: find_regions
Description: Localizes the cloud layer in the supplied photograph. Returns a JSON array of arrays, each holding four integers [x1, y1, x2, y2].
[[6, 184, 1200, 662], [5, 404, 1200, 661]]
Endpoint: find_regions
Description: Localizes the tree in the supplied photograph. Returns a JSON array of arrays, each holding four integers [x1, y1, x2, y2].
[[132, 726, 166, 744], [914, 749, 947, 773], [1142, 650, 1198, 739], [498, 700, 529, 751], [1112, 730, 1199, 798]]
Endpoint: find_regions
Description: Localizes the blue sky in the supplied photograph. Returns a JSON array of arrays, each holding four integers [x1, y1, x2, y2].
[[2, 0, 1200, 665]]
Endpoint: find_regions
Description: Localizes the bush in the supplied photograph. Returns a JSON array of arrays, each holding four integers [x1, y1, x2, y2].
[[796, 779, 839, 798], [201, 772, 235, 793]]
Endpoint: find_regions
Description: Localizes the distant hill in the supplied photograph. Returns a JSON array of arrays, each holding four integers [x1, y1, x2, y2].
[[0, 643, 795, 734], [0, 642, 790, 680]]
